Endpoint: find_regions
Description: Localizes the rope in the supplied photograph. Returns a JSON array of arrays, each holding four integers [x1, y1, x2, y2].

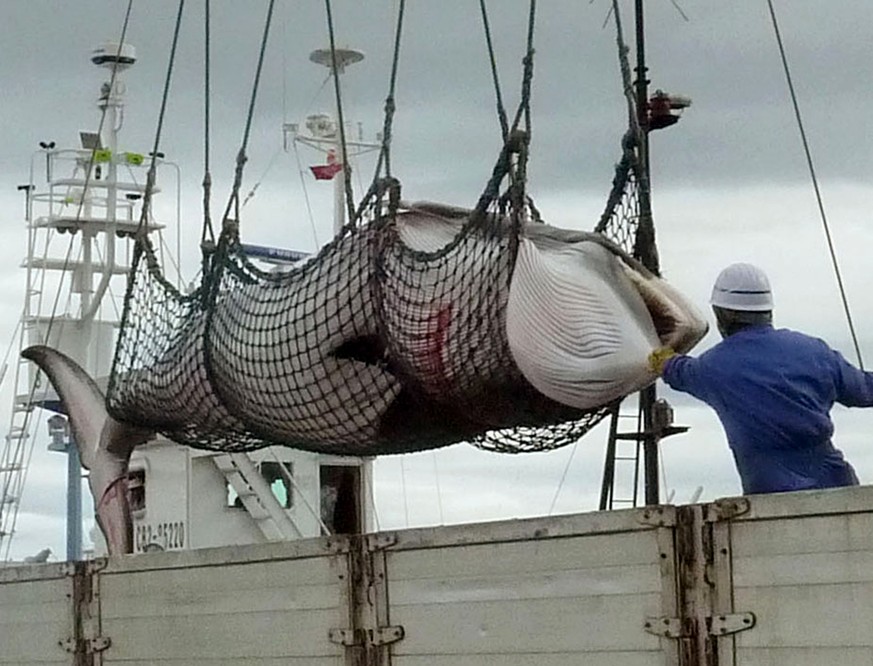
[[611, 0, 640, 136], [291, 139, 323, 248], [547, 440, 579, 515], [220, 0, 277, 238], [354, 0, 407, 229], [468, 0, 536, 229], [201, 0, 215, 257], [379, 0, 406, 180], [766, 0, 864, 369], [363, 0, 406, 197], [478, 0, 510, 140], [322, 0, 356, 226], [137, 0, 186, 241]]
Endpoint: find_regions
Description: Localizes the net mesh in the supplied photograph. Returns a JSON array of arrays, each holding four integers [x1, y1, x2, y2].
[[107, 140, 644, 456]]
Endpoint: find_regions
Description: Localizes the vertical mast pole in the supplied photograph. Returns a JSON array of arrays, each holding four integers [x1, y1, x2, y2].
[[633, 0, 660, 506]]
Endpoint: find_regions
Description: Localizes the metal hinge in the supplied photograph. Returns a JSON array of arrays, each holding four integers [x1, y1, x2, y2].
[[708, 612, 756, 636], [644, 613, 755, 639], [644, 616, 686, 638], [328, 628, 363, 646], [86, 558, 109, 574], [60, 636, 111, 654], [367, 532, 398, 551], [369, 626, 405, 646], [329, 626, 404, 647], [325, 536, 352, 555], [637, 505, 677, 528], [705, 497, 750, 522]]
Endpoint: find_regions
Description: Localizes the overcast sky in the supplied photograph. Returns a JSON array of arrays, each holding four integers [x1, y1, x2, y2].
[[2, 0, 873, 560]]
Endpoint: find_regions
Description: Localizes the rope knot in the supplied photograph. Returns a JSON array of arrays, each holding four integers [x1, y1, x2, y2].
[[506, 129, 529, 155]]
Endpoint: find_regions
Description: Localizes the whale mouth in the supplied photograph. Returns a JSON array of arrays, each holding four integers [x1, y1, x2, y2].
[[623, 266, 708, 353]]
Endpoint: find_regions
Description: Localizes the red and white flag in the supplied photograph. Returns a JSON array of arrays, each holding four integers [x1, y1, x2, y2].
[[309, 149, 343, 181]]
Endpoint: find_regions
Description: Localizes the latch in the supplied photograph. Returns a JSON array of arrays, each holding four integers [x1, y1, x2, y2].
[[705, 497, 750, 522], [643, 616, 686, 638], [637, 505, 677, 528], [328, 627, 363, 646], [367, 532, 398, 551], [60, 636, 111, 654], [369, 626, 404, 646], [86, 558, 109, 575], [708, 612, 756, 636], [329, 626, 404, 646], [644, 613, 755, 639]]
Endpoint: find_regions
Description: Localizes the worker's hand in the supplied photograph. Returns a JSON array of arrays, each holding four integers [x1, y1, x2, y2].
[[648, 347, 676, 375]]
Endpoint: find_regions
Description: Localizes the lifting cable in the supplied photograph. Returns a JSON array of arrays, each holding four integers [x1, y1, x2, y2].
[[322, 0, 357, 226], [478, 0, 537, 146], [137, 0, 185, 243], [352, 0, 407, 226], [469, 0, 537, 223], [201, 0, 215, 258], [220, 0, 277, 238], [378, 0, 406, 181], [611, 0, 639, 136], [766, 0, 864, 369], [478, 0, 510, 141], [359, 0, 407, 209]]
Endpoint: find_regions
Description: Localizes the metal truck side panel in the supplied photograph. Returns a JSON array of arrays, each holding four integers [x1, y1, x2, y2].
[[95, 540, 348, 665], [720, 486, 873, 665], [0, 564, 74, 665], [380, 509, 676, 665]]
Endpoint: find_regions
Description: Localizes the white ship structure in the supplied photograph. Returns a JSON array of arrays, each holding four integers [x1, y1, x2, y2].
[[0, 41, 375, 562]]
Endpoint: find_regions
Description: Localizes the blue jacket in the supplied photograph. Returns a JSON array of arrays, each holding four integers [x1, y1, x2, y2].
[[662, 325, 871, 494]]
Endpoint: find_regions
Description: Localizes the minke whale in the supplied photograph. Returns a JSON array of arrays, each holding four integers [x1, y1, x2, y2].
[[23, 201, 707, 554]]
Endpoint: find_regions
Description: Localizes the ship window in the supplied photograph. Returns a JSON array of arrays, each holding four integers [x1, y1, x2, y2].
[[128, 469, 146, 514], [225, 461, 293, 509], [261, 462, 293, 509], [227, 484, 242, 508]]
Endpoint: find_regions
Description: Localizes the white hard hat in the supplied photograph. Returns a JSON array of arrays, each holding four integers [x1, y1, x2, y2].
[[710, 263, 773, 311]]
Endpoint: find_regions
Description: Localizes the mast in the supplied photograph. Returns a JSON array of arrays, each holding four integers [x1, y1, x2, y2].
[[305, 47, 367, 234], [599, 0, 691, 510], [0, 41, 174, 561], [633, 0, 661, 507]]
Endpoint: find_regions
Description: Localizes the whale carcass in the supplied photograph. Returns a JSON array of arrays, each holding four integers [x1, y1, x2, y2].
[[23, 200, 707, 553]]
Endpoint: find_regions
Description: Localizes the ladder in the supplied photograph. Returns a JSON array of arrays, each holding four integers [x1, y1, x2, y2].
[[213, 453, 303, 541], [599, 396, 688, 510], [0, 224, 53, 557]]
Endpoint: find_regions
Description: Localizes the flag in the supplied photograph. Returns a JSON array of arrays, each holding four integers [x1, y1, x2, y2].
[[309, 162, 343, 180]]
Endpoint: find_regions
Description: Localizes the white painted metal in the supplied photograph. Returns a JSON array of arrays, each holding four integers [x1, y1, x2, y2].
[[375, 509, 678, 666], [0, 563, 75, 665], [101, 442, 375, 556], [96, 540, 348, 665], [12, 490, 873, 663], [715, 485, 873, 666]]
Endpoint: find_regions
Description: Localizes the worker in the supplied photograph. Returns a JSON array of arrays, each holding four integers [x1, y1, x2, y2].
[[648, 262, 870, 495]]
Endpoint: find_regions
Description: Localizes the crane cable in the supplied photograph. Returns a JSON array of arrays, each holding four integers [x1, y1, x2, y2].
[[766, 0, 864, 369]]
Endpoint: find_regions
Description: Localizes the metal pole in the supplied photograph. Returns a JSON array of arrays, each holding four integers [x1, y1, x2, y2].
[[633, 0, 661, 506], [599, 407, 620, 510], [66, 438, 83, 561]]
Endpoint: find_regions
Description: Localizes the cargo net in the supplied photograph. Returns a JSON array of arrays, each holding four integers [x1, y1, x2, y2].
[[108, 152, 641, 457]]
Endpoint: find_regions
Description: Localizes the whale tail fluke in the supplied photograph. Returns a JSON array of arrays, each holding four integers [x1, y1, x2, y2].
[[21, 345, 154, 555]]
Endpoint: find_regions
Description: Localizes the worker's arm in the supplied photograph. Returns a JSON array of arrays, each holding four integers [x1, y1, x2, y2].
[[657, 351, 712, 403], [833, 349, 873, 407]]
